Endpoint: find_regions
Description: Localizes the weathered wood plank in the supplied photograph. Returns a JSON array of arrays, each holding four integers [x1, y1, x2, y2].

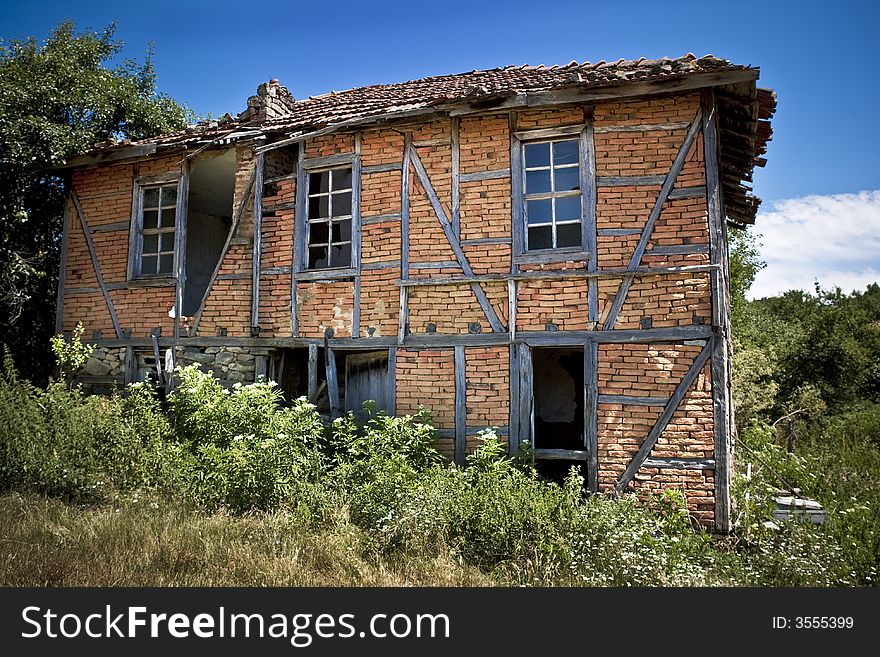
[[362, 213, 401, 225], [703, 88, 731, 532], [668, 186, 707, 200], [409, 146, 505, 333], [534, 449, 588, 461], [401, 132, 411, 280], [387, 346, 397, 416], [361, 260, 401, 271], [352, 134, 362, 339], [513, 249, 591, 266], [362, 162, 402, 174], [251, 152, 264, 328], [615, 340, 712, 491], [517, 342, 532, 452], [508, 344, 520, 453], [459, 168, 511, 182], [300, 152, 355, 170], [508, 279, 517, 343], [307, 343, 318, 402], [598, 228, 641, 237], [89, 220, 130, 233], [509, 113, 523, 275], [172, 164, 189, 350], [325, 345, 341, 418], [647, 244, 709, 256], [461, 237, 512, 246], [642, 457, 716, 470], [513, 124, 583, 141], [451, 117, 460, 239], [582, 119, 599, 328], [397, 286, 408, 344], [594, 122, 690, 133], [410, 261, 461, 270], [150, 333, 165, 387], [585, 340, 598, 491], [598, 394, 668, 406], [71, 192, 122, 338], [597, 175, 666, 187], [454, 345, 467, 466], [54, 197, 72, 334]]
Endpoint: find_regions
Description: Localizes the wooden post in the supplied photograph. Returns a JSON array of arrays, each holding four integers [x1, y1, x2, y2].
[[516, 342, 533, 451], [581, 113, 599, 326], [509, 112, 522, 275], [508, 343, 520, 454], [307, 343, 318, 402], [251, 151, 264, 329], [325, 344, 341, 418], [387, 346, 397, 416], [454, 345, 467, 466], [703, 87, 731, 532], [584, 339, 599, 492], [451, 117, 460, 239], [508, 279, 517, 341], [54, 195, 72, 334], [352, 133, 362, 338]]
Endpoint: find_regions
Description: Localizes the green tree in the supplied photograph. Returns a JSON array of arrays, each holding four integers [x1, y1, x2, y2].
[[0, 21, 190, 381]]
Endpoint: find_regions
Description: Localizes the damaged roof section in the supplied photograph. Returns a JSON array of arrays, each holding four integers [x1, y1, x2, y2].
[[65, 53, 775, 226]]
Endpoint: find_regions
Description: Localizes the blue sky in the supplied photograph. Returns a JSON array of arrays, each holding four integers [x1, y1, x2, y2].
[[3, 0, 878, 296]]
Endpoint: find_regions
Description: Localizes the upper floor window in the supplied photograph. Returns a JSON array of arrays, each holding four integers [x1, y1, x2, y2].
[[523, 138, 582, 251], [135, 184, 177, 276], [307, 167, 352, 269]]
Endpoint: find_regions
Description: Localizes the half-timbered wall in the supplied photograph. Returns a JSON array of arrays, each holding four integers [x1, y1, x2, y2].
[[61, 88, 733, 529]]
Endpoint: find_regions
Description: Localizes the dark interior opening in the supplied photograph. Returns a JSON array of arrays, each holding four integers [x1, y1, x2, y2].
[[532, 347, 586, 483], [183, 149, 236, 316]]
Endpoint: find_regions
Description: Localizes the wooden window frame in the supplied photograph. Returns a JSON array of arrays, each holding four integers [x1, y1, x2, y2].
[[127, 173, 184, 281], [294, 152, 360, 278], [511, 123, 595, 265]]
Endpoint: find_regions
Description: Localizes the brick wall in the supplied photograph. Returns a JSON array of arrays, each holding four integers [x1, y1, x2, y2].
[[396, 348, 456, 458]]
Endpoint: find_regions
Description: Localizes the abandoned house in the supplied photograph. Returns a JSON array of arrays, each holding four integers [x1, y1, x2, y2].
[[56, 55, 775, 530]]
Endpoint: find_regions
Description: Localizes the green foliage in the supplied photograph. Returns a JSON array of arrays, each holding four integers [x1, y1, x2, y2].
[[49, 321, 94, 384], [0, 21, 191, 382]]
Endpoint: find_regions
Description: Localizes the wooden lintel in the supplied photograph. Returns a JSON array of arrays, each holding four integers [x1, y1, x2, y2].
[[459, 168, 511, 183], [513, 124, 584, 141], [594, 121, 690, 133]]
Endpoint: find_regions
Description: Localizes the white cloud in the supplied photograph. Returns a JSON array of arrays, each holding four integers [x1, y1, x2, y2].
[[748, 190, 880, 299]]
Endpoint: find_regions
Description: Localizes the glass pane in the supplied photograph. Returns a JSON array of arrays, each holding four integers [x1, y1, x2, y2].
[[142, 210, 159, 230], [309, 221, 329, 245], [553, 140, 579, 166], [309, 171, 330, 194], [555, 196, 581, 222], [332, 191, 352, 217], [159, 254, 174, 274], [556, 222, 582, 248], [143, 188, 159, 208], [526, 199, 552, 225], [332, 219, 352, 243], [161, 208, 176, 228], [332, 168, 352, 190], [554, 166, 580, 192], [142, 234, 159, 255], [527, 225, 552, 251], [331, 242, 351, 267], [161, 186, 177, 207], [140, 255, 157, 274], [308, 246, 328, 269], [309, 195, 329, 219], [526, 170, 551, 195], [160, 232, 176, 252], [524, 142, 550, 168]]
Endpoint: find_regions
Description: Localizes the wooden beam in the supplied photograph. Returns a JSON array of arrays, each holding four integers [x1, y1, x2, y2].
[[517, 342, 532, 452], [451, 116, 460, 238], [509, 113, 523, 275], [410, 261, 461, 270], [362, 213, 400, 225], [603, 108, 703, 330], [598, 394, 668, 406], [534, 449, 588, 461], [646, 244, 709, 256], [459, 168, 511, 182], [594, 122, 690, 133], [597, 175, 666, 187], [54, 196, 72, 334], [325, 344, 341, 418], [63, 144, 158, 168], [397, 286, 408, 344], [307, 343, 318, 402], [299, 152, 356, 170], [191, 169, 256, 335], [454, 345, 467, 466], [508, 344, 520, 453], [362, 162, 402, 174], [668, 186, 707, 200], [615, 340, 712, 491], [585, 340, 598, 491], [581, 118, 599, 327], [514, 124, 584, 141], [703, 88, 731, 532], [461, 237, 511, 246], [352, 133, 362, 338], [642, 457, 716, 470], [151, 333, 165, 387], [71, 192, 122, 338], [89, 220, 130, 233], [409, 146, 505, 333], [387, 346, 397, 415], [251, 152, 264, 329], [508, 279, 517, 342], [401, 132, 411, 280], [598, 228, 641, 237], [173, 161, 189, 352]]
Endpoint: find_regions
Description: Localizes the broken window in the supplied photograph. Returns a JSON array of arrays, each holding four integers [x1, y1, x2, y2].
[[306, 167, 353, 269], [133, 184, 177, 277], [523, 139, 582, 250]]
